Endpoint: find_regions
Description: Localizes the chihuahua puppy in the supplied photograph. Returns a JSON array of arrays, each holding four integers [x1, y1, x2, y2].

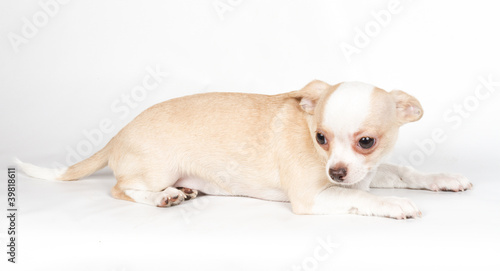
[[18, 80, 472, 219]]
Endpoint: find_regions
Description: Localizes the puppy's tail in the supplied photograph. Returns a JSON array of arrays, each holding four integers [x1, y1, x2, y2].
[[16, 142, 112, 181]]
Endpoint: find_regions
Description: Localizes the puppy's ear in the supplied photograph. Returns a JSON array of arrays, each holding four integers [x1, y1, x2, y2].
[[289, 80, 331, 114], [390, 90, 423, 125]]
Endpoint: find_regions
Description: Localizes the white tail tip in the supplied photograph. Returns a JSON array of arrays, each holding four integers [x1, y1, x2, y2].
[[15, 158, 67, 181]]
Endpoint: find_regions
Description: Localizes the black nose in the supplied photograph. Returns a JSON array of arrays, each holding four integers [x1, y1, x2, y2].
[[329, 167, 347, 182]]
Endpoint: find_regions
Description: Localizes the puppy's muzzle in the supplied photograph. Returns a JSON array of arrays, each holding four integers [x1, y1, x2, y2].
[[329, 167, 347, 182]]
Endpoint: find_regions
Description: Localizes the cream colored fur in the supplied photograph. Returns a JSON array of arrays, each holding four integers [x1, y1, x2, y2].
[[18, 80, 472, 219]]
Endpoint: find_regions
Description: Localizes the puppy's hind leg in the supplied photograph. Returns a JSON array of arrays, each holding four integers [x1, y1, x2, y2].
[[176, 187, 199, 200], [111, 169, 189, 207], [125, 187, 187, 207], [112, 182, 189, 207]]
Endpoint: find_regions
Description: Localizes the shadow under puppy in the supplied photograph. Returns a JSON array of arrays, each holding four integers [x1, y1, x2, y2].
[[18, 80, 472, 219]]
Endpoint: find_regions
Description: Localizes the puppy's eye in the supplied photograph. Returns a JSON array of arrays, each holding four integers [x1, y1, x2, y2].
[[358, 137, 375, 149], [316, 132, 327, 145]]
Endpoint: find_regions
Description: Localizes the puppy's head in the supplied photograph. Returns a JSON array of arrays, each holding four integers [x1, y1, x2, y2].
[[292, 80, 423, 185]]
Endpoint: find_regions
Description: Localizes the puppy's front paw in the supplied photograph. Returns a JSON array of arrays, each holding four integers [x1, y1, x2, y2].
[[352, 197, 421, 220], [426, 173, 472, 192]]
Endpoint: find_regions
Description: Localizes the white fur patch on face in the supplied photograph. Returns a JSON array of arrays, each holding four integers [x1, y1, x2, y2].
[[322, 82, 375, 184], [323, 82, 374, 133]]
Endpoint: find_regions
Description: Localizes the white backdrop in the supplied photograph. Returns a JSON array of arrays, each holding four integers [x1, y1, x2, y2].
[[1, 1, 499, 270]]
